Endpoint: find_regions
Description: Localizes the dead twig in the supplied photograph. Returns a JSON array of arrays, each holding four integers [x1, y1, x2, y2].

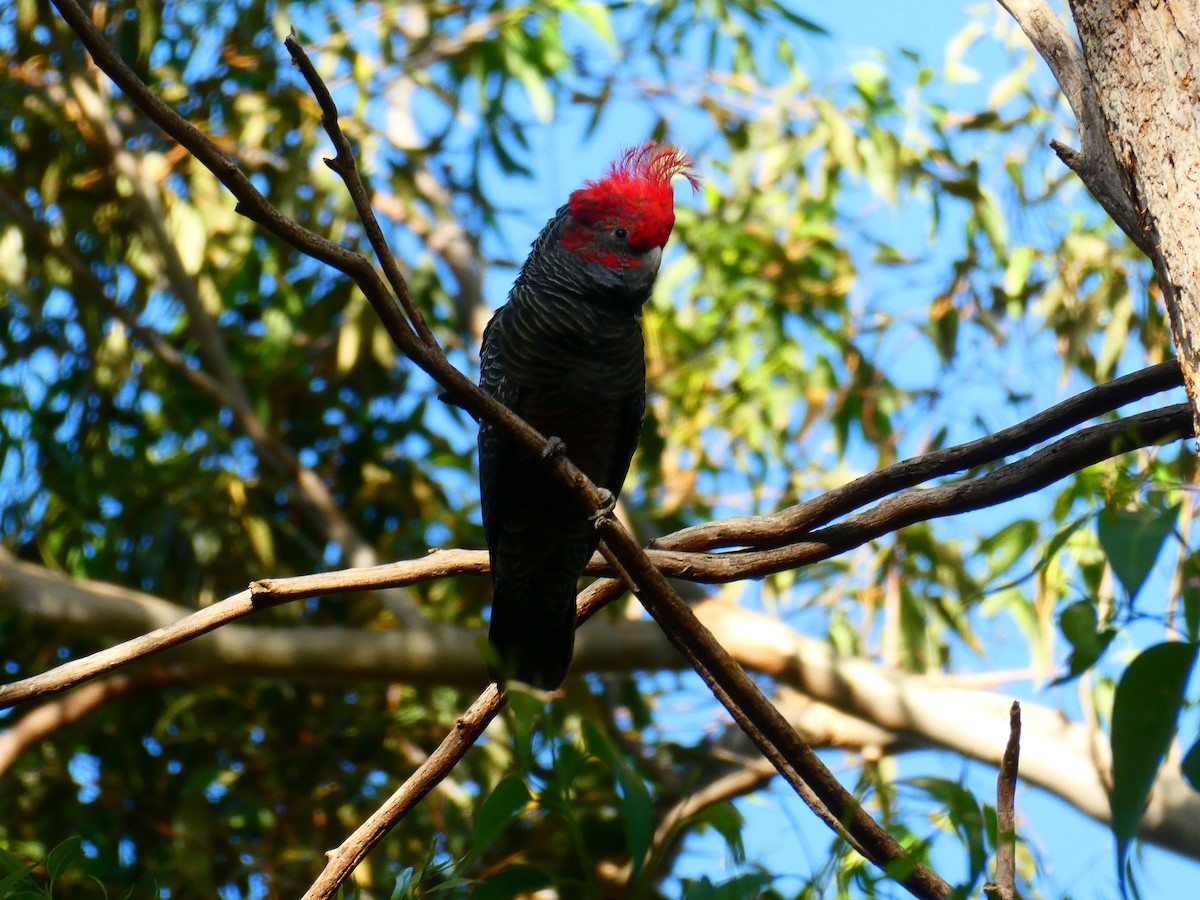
[[984, 701, 1022, 900], [303, 685, 505, 899]]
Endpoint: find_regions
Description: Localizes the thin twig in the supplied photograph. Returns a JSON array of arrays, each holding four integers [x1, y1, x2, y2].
[[0, 589, 253, 707], [984, 701, 1022, 900], [0, 550, 489, 708], [302, 685, 505, 899], [283, 30, 439, 349]]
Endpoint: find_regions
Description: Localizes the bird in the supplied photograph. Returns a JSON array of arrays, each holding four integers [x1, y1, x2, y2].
[[478, 142, 698, 690]]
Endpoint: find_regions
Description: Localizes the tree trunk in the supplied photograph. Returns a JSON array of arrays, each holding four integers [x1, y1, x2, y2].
[[1067, 0, 1200, 438]]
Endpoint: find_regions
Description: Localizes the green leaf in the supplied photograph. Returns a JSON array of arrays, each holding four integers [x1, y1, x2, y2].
[[389, 867, 413, 900], [46, 836, 83, 880], [1110, 641, 1198, 884], [475, 864, 553, 900], [0, 865, 37, 897], [1097, 504, 1180, 602], [564, 2, 617, 47], [690, 801, 747, 866], [504, 684, 546, 769], [472, 774, 530, 856], [682, 876, 719, 900], [583, 721, 653, 880], [907, 777, 987, 886], [979, 517, 1037, 577], [1053, 600, 1116, 684], [1183, 554, 1200, 641], [1181, 738, 1200, 793]]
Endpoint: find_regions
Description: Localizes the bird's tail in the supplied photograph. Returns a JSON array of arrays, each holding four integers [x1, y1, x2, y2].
[[487, 537, 592, 690]]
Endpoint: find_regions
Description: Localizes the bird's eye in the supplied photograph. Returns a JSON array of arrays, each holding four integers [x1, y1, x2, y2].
[[614, 227, 629, 240]]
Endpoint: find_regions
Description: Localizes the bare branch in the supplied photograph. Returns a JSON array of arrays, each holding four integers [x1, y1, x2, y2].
[[282, 30, 438, 350], [661, 359, 1182, 551], [593, 522, 945, 896], [302, 685, 505, 900], [984, 701, 1022, 900], [8, 555, 1200, 861], [700, 601, 1200, 862], [0, 548, 493, 706], [0, 670, 178, 775], [645, 404, 1192, 582]]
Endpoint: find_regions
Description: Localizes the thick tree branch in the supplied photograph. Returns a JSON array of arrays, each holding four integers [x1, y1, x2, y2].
[[644, 404, 1192, 582], [661, 359, 1182, 551], [7, 555, 1200, 861], [1002, 0, 1200, 437], [995, 0, 1145, 250], [1065, 0, 1200, 440]]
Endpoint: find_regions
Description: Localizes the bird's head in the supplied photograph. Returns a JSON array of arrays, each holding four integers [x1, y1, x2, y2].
[[555, 142, 699, 302]]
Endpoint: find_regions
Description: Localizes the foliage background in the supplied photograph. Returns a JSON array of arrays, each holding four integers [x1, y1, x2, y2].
[[1, 0, 1197, 897]]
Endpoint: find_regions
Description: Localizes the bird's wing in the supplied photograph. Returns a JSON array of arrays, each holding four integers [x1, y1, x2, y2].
[[603, 385, 645, 499], [478, 307, 519, 570]]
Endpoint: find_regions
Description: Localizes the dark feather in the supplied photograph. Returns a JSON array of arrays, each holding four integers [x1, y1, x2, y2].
[[479, 202, 658, 690]]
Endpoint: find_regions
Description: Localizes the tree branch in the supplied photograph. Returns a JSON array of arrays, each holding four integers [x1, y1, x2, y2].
[[3, 396, 1188, 711], [0, 669, 179, 775], [7, 554, 1200, 861], [651, 404, 1190, 580], [0, 383, 1184, 679], [995, 0, 1146, 250], [282, 30, 438, 350], [984, 701, 1022, 900], [660, 359, 1181, 551], [302, 685, 505, 900]]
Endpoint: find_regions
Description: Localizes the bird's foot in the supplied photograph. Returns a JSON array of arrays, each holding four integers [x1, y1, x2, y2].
[[589, 488, 617, 525], [542, 436, 567, 459]]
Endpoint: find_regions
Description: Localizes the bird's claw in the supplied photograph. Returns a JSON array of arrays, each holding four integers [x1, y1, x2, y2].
[[589, 488, 616, 525], [542, 436, 567, 460]]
